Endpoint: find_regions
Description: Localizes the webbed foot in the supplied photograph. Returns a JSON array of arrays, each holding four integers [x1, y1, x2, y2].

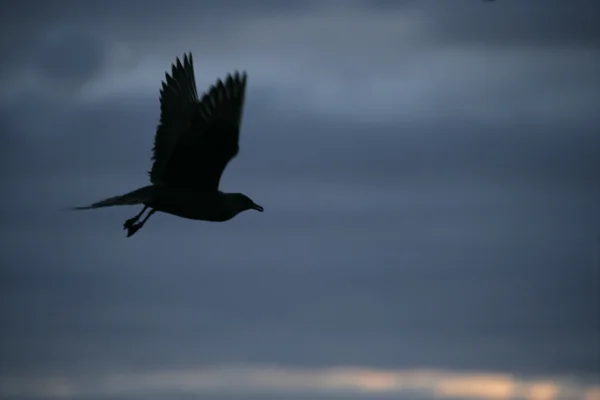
[[126, 222, 143, 237], [123, 216, 138, 230]]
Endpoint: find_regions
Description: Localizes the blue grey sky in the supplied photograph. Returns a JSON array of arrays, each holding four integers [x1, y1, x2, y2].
[[1, 0, 599, 399]]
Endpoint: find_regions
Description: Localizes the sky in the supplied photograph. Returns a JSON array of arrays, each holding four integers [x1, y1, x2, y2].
[[0, 0, 599, 399]]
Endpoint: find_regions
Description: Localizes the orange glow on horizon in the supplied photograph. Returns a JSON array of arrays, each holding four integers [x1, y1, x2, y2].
[[1, 365, 598, 400]]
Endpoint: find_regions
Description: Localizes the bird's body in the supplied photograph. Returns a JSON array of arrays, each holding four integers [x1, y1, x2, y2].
[[72, 52, 263, 236], [147, 187, 233, 222]]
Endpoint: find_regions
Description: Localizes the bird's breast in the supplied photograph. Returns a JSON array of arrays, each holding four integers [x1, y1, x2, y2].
[[148, 188, 229, 221]]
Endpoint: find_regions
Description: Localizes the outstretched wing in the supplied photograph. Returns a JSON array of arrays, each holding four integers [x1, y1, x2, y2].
[[148, 53, 200, 185], [149, 54, 248, 191]]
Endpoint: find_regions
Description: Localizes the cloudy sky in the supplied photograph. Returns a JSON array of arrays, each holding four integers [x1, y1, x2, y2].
[[1, 0, 599, 399]]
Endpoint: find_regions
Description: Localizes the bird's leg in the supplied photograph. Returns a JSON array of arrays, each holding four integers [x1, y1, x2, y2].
[[127, 209, 156, 237], [123, 205, 148, 230]]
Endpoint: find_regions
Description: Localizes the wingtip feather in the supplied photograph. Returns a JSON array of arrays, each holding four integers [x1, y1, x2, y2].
[[66, 206, 93, 211]]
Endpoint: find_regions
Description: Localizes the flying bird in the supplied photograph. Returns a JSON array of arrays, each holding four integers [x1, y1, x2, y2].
[[72, 52, 263, 237]]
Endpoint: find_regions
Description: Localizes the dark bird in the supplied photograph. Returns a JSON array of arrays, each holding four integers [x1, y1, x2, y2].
[[72, 52, 263, 237]]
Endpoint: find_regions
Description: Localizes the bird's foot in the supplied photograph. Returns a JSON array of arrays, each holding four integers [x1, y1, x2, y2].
[[126, 222, 142, 237], [123, 216, 139, 230]]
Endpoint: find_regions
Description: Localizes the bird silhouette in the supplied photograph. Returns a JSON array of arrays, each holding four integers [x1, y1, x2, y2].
[[72, 52, 263, 237]]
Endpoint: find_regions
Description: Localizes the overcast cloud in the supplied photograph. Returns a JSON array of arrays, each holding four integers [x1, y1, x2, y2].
[[1, 1, 599, 399]]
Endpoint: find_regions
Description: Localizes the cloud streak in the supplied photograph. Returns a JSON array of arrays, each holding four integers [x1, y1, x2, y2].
[[2, 364, 599, 400]]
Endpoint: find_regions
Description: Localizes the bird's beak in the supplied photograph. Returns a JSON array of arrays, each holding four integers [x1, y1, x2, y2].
[[252, 203, 264, 212]]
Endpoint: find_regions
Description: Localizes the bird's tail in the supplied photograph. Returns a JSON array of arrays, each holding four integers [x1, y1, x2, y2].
[[69, 185, 155, 210]]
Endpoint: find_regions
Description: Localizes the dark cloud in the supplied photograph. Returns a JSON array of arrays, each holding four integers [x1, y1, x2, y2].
[[0, 0, 599, 398], [2, 205, 599, 376], [30, 31, 108, 90], [1, 97, 599, 377], [3, 93, 598, 194], [366, 0, 600, 47]]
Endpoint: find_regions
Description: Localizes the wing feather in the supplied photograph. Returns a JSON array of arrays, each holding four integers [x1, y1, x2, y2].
[[148, 53, 199, 185], [148, 53, 247, 191]]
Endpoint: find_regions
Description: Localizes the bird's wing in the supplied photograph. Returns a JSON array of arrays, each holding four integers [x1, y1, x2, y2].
[[148, 53, 200, 185], [149, 55, 248, 191]]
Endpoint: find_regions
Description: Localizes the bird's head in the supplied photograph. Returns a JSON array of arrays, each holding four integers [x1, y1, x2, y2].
[[227, 193, 264, 215]]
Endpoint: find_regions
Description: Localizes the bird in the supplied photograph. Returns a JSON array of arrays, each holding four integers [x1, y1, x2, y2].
[[72, 52, 263, 237]]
